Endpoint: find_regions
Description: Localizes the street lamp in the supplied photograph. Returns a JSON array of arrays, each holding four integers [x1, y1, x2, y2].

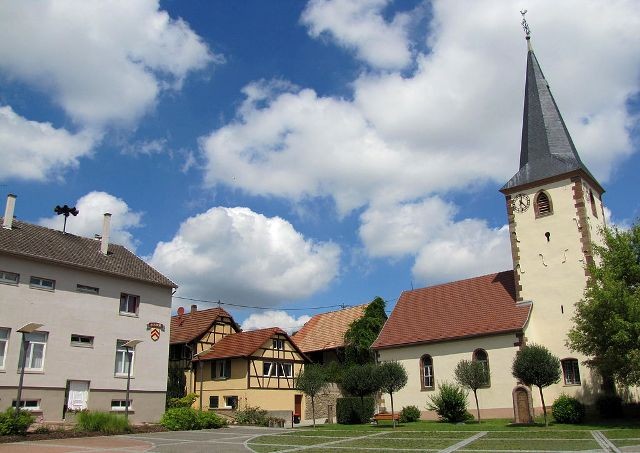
[[122, 339, 142, 421], [192, 350, 207, 412], [15, 323, 44, 417]]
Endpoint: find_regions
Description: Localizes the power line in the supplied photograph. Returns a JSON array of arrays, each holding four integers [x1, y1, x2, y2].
[[172, 294, 398, 312]]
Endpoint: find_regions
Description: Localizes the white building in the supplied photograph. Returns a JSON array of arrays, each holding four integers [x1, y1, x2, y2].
[[0, 195, 176, 423]]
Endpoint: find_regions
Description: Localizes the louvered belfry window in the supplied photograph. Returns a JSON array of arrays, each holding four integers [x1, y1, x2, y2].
[[535, 191, 552, 216]]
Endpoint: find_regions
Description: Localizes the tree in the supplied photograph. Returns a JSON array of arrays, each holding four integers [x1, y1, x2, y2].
[[512, 344, 561, 426], [567, 223, 640, 390], [344, 297, 387, 364], [296, 364, 329, 428], [454, 360, 487, 423], [375, 361, 408, 428], [340, 363, 380, 405]]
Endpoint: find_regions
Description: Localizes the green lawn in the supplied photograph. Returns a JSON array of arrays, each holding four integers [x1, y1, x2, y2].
[[246, 419, 640, 452]]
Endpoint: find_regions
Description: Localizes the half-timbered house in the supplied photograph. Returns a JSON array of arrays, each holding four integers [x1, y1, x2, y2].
[[168, 305, 240, 394], [193, 327, 309, 420]]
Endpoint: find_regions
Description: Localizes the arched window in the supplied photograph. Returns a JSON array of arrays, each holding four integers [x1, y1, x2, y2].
[[535, 191, 553, 217], [561, 358, 581, 385], [589, 190, 598, 218], [420, 355, 434, 389], [472, 349, 490, 386]]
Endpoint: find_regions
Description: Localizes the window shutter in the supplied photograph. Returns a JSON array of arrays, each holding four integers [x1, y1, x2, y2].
[[225, 359, 231, 378]]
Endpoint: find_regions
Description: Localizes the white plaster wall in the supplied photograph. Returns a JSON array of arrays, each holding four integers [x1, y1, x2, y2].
[[377, 333, 521, 414], [0, 254, 172, 395]]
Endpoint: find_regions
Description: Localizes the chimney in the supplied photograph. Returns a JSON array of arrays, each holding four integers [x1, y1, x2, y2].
[[2, 194, 16, 230], [100, 213, 111, 255], [191, 304, 197, 313]]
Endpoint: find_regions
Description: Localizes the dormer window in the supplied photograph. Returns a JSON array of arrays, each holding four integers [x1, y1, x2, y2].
[[534, 191, 553, 218]]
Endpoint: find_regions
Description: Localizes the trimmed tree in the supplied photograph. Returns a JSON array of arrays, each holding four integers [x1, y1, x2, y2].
[[296, 364, 329, 428], [568, 223, 640, 390], [344, 297, 388, 364], [512, 344, 561, 426], [341, 363, 381, 405], [375, 361, 408, 428], [454, 360, 487, 423]]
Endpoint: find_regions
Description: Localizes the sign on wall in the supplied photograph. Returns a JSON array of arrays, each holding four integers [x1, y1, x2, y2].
[[147, 322, 165, 342]]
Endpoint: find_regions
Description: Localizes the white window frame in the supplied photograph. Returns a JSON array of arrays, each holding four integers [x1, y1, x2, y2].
[[0, 327, 9, 369], [119, 293, 140, 316], [71, 334, 94, 348], [280, 362, 293, 378], [114, 340, 135, 377], [29, 276, 55, 291], [77, 284, 99, 295], [224, 395, 238, 409], [421, 355, 434, 389], [212, 359, 230, 379], [263, 361, 292, 377], [209, 395, 219, 408], [22, 331, 47, 372], [12, 399, 40, 411], [0, 270, 19, 286], [273, 339, 285, 350], [111, 399, 132, 411]]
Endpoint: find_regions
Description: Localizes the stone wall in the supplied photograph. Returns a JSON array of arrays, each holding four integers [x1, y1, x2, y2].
[[305, 385, 341, 420]]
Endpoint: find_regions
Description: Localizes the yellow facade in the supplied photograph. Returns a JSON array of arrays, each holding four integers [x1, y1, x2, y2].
[[193, 334, 307, 418]]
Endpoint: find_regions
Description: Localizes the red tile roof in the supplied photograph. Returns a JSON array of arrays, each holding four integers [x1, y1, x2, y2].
[[372, 271, 531, 349], [292, 304, 368, 353], [195, 327, 303, 361], [170, 307, 239, 345]]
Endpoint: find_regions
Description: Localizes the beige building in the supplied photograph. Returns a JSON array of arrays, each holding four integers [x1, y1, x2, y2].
[[372, 36, 618, 421], [0, 195, 176, 423]]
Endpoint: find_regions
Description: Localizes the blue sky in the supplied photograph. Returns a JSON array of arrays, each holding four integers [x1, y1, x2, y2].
[[1, 0, 639, 332]]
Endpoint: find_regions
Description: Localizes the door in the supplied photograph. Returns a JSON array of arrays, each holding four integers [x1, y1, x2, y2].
[[67, 380, 90, 411], [294, 394, 302, 423]]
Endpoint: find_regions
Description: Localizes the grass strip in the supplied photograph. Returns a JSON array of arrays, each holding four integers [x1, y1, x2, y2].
[[337, 438, 457, 449], [485, 430, 593, 439], [250, 435, 328, 446], [601, 428, 640, 438], [379, 431, 473, 439], [463, 439, 599, 451]]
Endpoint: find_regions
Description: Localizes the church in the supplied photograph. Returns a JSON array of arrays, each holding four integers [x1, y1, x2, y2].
[[372, 32, 617, 421]]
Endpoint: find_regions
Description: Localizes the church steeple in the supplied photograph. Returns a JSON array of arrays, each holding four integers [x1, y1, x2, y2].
[[501, 36, 603, 194]]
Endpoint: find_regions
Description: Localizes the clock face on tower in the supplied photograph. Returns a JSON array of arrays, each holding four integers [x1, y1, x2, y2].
[[512, 193, 530, 213]]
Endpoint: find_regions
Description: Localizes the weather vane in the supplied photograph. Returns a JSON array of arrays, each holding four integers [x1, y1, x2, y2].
[[54, 204, 79, 233], [520, 9, 531, 37]]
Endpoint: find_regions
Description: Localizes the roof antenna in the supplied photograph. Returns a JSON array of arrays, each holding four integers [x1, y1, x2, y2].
[[54, 204, 79, 233], [217, 300, 222, 308]]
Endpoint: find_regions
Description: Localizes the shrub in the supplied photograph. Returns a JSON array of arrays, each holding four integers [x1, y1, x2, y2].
[[0, 408, 35, 435], [234, 406, 268, 426], [552, 394, 585, 424], [596, 394, 623, 418], [399, 405, 421, 423], [161, 407, 226, 430], [196, 411, 227, 429], [427, 382, 471, 423], [76, 411, 131, 434], [160, 407, 200, 431], [336, 397, 375, 424], [167, 393, 197, 409]]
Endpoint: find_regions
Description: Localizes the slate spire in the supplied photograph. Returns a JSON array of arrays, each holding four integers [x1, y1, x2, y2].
[[501, 36, 602, 193]]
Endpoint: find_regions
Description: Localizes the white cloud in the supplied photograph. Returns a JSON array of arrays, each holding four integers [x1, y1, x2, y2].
[[201, 1, 640, 282], [38, 191, 143, 251], [0, 0, 216, 128], [149, 207, 340, 305], [122, 138, 167, 157], [359, 198, 511, 284], [301, 0, 412, 70], [241, 310, 312, 334], [0, 106, 95, 181]]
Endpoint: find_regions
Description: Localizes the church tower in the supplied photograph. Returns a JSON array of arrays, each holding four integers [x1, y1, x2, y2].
[[500, 33, 606, 370]]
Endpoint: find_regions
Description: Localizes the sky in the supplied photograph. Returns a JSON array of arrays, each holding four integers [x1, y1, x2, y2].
[[1, 0, 639, 333]]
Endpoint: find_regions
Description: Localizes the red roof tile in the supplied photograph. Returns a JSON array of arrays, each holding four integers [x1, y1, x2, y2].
[[195, 327, 293, 361], [292, 304, 368, 353], [170, 307, 239, 345], [372, 271, 531, 349]]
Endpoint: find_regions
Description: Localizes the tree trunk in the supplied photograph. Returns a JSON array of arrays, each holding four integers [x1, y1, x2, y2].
[[390, 392, 395, 428], [538, 386, 547, 426], [473, 389, 481, 423], [311, 395, 316, 428]]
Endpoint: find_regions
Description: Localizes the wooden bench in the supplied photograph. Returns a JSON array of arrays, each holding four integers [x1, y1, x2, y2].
[[372, 412, 400, 424]]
